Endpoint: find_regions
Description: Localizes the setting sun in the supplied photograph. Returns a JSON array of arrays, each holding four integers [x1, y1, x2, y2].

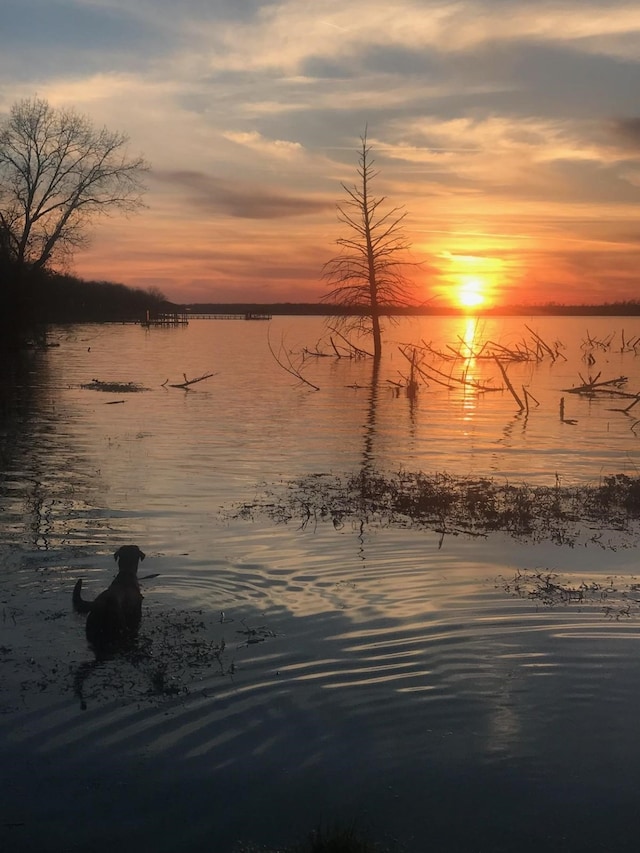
[[457, 275, 486, 310], [436, 252, 502, 311]]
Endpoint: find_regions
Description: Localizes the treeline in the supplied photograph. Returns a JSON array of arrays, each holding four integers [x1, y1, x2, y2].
[[27, 271, 166, 323], [1, 264, 167, 348], [189, 301, 640, 317]]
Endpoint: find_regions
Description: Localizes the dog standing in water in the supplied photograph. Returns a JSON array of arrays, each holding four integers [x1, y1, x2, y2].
[[73, 545, 146, 659]]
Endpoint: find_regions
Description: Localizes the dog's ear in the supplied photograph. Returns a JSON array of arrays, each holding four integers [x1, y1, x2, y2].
[[114, 547, 122, 562], [138, 549, 146, 561]]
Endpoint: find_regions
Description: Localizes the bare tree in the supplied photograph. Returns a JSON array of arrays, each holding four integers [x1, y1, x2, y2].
[[0, 97, 149, 273], [322, 129, 415, 359]]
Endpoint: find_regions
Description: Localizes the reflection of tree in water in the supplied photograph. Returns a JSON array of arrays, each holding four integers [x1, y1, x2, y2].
[[361, 359, 380, 477], [0, 352, 40, 463], [235, 383, 640, 552], [355, 359, 381, 562], [1, 350, 55, 550], [234, 335, 640, 548], [0, 351, 108, 553]]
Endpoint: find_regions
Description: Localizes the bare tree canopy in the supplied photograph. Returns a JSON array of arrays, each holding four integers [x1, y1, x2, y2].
[[322, 128, 416, 359], [0, 97, 149, 272]]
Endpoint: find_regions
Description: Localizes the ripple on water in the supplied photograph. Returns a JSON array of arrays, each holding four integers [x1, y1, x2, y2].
[[7, 319, 640, 851]]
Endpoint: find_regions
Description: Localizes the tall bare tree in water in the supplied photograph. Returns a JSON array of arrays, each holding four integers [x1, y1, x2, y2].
[[323, 129, 415, 359], [0, 97, 148, 274]]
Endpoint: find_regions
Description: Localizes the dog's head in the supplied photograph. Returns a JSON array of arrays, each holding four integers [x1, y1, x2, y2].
[[114, 545, 146, 574]]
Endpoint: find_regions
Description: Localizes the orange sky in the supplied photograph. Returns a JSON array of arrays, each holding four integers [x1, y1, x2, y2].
[[3, 1, 640, 307]]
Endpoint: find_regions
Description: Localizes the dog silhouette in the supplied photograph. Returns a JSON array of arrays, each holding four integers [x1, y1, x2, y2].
[[73, 545, 145, 659]]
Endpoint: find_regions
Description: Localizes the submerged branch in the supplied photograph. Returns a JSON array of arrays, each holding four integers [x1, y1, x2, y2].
[[563, 374, 632, 395], [162, 371, 216, 389], [267, 329, 320, 391], [327, 327, 374, 358], [493, 356, 525, 410]]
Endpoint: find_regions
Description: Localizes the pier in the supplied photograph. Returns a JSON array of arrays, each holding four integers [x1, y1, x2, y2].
[[187, 312, 272, 321], [142, 310, 189, 326], [141, 309, 272, 326]]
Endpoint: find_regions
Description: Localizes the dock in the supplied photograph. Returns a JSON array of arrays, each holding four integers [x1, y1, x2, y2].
[[141, 309, 272, 327], [187, 312, 272, 321], [141, 310, 189, 327]]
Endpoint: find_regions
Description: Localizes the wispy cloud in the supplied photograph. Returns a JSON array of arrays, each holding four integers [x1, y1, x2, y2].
[[2, 0, 640, 304], [155, 169, 331, 219], [222, 130, 304, 159]]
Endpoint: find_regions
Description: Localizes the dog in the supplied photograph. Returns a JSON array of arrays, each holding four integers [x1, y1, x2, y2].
[[73, 545, 146, 660]]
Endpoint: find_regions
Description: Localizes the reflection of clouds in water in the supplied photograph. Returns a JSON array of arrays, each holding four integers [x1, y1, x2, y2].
[[5, 534, 640, 852], [485, 658, 527, 758], [5, 317, 640, 849]]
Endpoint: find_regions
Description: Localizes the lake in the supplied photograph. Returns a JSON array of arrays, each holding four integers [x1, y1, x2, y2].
[[3, 314, 640, 852]]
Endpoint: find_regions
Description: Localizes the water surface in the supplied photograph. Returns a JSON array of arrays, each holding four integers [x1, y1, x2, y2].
[[3, 315, 640, 852]]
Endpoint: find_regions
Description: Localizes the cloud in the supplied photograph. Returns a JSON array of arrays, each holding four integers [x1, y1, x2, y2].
[[611, 117, 640, 150], [189, 1, 640, 76], [154, 170, 332, 219], [222, 130, 303, 159], [3, 0, 640, 304]]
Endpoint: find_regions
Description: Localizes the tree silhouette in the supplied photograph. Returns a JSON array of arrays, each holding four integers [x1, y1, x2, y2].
[[323, 129, 415, 359], [0, 97, 148, 274]]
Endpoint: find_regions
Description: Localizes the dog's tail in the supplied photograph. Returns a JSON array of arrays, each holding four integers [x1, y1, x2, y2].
[[72, 579, 93, 614]]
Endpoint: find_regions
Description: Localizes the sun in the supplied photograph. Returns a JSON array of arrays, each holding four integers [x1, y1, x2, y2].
[[457, 275, 486, 310]]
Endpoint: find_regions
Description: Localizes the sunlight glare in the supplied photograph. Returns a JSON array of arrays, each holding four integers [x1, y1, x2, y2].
[[458, 275, 486, 310]]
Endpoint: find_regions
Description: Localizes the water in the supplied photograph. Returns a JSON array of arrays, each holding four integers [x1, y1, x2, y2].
[[3, 315, 640, 851]]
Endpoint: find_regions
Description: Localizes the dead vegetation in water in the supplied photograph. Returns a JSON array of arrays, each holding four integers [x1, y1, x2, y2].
[[81, 371, 216, 394], [269, 325, 640, 418], [406, 324, 566, 365], [234, 823, 390, 853], [2, 603, 280, 713], [500, 569, 640, 619], [563, 372, 632, 397], [81, 378, 149, 393], [232, 470, 640, 548], [161, 371, 216, 389], [70, 607, 281, 709], [66, 607, 237, 709]]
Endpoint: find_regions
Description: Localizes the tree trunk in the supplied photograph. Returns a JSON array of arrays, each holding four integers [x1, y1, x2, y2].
[[362, 160, 382, 360]]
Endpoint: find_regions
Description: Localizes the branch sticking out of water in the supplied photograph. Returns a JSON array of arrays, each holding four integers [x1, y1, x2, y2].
[[493, 356, 524, 411], [162, 371, 216, 389], [326, 327, 374, 359], [267, 329, 320, 391], [564, 374, 631, 396]]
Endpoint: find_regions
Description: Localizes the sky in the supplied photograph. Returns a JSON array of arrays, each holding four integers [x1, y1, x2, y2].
[[2, 0, 640, 308]]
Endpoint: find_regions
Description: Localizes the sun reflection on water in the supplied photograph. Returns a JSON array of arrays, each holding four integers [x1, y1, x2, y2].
[[457, 316, 485, 422]]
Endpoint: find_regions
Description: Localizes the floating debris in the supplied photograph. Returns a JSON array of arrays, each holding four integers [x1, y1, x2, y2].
[[232, 470, 640, 549], [500, 569, 640, 620], [81, 379, 148, 393]]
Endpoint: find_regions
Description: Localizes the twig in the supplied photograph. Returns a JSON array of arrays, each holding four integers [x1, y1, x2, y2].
[[329, 337, 343, 358], [524, 325, 556, 361], [162, 372, 216, 389], [493, 356, 524, 411], [522, 387, 540, 414], [560, 396, 577, 424], [563, 375, 630, 395], [267, 329, 320, 390], [327, 328, 373, 358]]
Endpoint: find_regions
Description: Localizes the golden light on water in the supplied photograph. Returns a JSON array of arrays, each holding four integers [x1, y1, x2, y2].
[[459, 316, 481, 421]]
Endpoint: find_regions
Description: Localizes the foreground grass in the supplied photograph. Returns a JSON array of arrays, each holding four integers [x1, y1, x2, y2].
[[234, 470, 640, 548], [235, 822, 390, 853], [290, 825, 382, 853]]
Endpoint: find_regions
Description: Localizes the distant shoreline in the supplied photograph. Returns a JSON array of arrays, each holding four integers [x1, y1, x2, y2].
[[181, 302, 640, 318]]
